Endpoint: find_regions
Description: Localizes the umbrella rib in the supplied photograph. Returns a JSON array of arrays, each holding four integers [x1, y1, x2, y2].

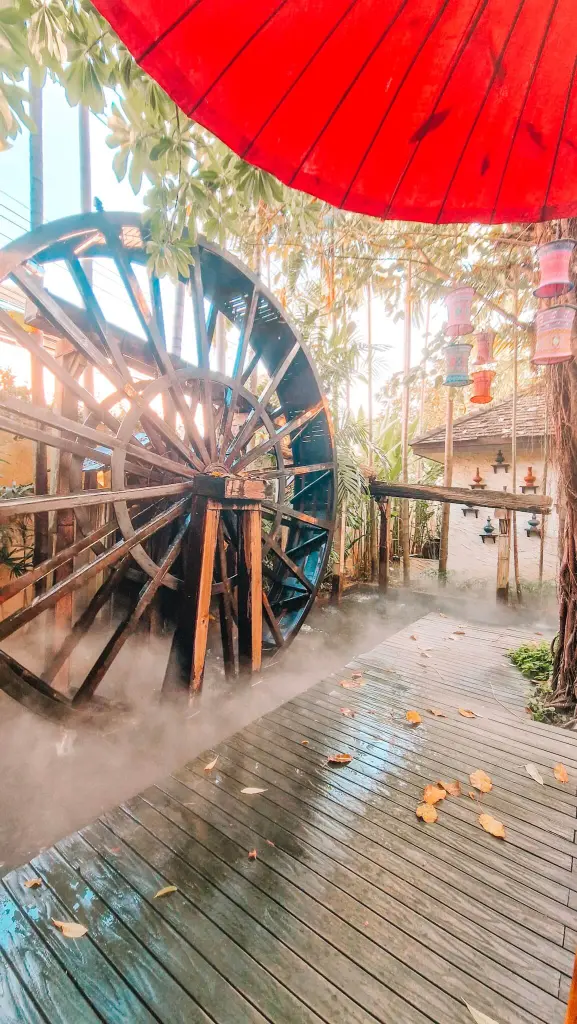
[[379, 0, 490, 218], [287, 0, 411, 188], [541, 51, 577, 218], [137, 0, 204, 62], [435, 0, 526, 225], [188, 0, 290, 117], [241, 0, 361, 160], [490, 0, 560, 222]]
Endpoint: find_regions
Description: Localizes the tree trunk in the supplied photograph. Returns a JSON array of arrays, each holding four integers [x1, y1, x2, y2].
[[551, 359, 577, 705], [400, 258, 411, 584]]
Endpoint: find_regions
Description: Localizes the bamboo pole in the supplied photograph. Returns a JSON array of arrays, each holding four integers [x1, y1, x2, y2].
[[418, 301, 430, 482], [438, 390, 454, 579], [400, 258, 412, 583], [367, 280, 378, 580], [539, 404, 549, 586], [511, 270, 522, 603]]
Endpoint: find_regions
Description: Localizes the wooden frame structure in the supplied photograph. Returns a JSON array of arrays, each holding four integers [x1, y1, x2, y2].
[[0, 212, 336, 717]]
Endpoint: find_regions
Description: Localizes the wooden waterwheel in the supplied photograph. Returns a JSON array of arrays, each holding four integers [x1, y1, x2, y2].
[[0, 212, 336, 719]]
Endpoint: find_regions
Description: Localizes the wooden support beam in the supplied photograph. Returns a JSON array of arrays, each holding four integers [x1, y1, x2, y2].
[[496, 512, 511, 604], [369, 480, 551, 515], [378, 500, 390, 592], [237, 505, 263, 676]]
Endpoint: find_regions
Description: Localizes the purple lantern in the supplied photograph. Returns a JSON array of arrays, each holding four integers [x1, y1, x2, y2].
[[444, 287, 475, 337], [532, 305, 576, 365], [472, 330, 495, 366], [444, 342, 473, 386], [534, 240, 575, 299]]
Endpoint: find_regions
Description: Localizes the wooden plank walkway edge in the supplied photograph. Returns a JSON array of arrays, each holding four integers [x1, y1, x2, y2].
[[0, 611, 575, 1024]]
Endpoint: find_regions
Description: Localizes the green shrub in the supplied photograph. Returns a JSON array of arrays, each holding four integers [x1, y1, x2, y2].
[[507, 641, 552, 681]]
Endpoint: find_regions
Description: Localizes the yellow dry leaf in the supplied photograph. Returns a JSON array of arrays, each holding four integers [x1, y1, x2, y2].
[[468, 790, 476, 800], [427, 708, 446, 717], [241, 787, 267, 795], [479, 813, 506, 839], [459, 708, 477, 718], [327, 753, 353, 764], [340, 707, 355, 717], [443, 780, 462, 797], [248, 849, 257, 860], [423, 784, 446, 805], [416, 803, 438, 823], [554, 763, 569, 783], [52, 920, 88, 938], [24, 878, 42, 889], [204, 756, 218, 771], [301, 739, 309, 746], [453, 630, 466, 636], [466, 1005, 501, 1024], [340, 678, 364, 689], [153, 886, 178, 899], [470, 769, 493, 793], [406, 710, 422, 725], [410, 634, 418, 640]]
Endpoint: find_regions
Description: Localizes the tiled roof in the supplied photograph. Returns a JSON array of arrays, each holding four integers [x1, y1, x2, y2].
[[411, 389, 548, 450]]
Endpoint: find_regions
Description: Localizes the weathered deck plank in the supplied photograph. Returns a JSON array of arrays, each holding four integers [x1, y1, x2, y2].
[[1, 612, 575, 1023]]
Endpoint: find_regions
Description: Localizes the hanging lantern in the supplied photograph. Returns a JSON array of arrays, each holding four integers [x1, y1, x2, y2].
[[472, 330, 495, 366], [534, 240, 576, 298], [532, 305, 576, 365], [470, 369, 495, 404], [444, 342, 472, 386], [444, 287, 475, 337]]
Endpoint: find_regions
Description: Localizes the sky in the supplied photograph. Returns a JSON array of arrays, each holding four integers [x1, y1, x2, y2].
[[0, 78, 442, 414]]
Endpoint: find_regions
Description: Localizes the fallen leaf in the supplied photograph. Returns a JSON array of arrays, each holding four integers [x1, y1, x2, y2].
[[468, 790, 476, 800], [327, 753, 353, 764], [406, 710, 422, 725], [351, 670, 363, 680], [420, 651, 431, 658], [447, 636, 456, 641], [479, 813, 506, 839], [24, 878, 42, 889], [443, 780, 462, 797], [427, 708, 446, 718], [339, 679, 364, 689], [459, 708, 477, 718], [416, 803, 438, 823], [466, 1006, 502, 1024], [453, 630, 466, 635], [52, 920, 88, 938], [248, 849, 257, 860], [470, 769, 493, 793], [301, 739, 309, 746], [340, 707, 356, 718], [525, 763, 544, 785], [204, 756, 218, 771], [265, 840, 275, 847], [423, 784, 446, 805], [154, 886, 178, 899], [554, 763, 569, 783], [241, 787, 267, 795], [410, 634, 418, 640]]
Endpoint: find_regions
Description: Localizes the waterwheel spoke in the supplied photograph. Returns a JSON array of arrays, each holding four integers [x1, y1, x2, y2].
[[0, 481, 192, 520], [190, 254, 217, 461], [0, 495, 189, 642], [262, 591, 285, 648], [101, 223, 211, 465], [220, 288, 259, 458], [261, 502, 332, 531], [233, 401, 324, 473], [67, 257, 134, 383], [225, 342, 299, 463], [264, 534, 314, 593], [72, 518, 188, 705], [244, 462, 334, 479], [288, 470, 332, 506]]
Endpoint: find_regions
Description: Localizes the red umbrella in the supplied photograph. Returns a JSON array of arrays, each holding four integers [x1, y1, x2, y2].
[[95, 0, 577, 224]]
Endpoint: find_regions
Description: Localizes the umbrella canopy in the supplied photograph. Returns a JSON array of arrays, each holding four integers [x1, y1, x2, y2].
[[95, 0, 577, 224]]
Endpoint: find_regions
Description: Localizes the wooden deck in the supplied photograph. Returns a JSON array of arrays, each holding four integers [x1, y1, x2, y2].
[[1, 612, 576, 1024]]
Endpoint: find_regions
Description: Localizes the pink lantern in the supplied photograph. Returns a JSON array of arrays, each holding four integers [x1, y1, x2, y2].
[[444, 342, 472, 386], [532, 305, 576, 365], [444, 287, 475, 337], [534, 240, 575, 298], [472, 330, 495, 366]]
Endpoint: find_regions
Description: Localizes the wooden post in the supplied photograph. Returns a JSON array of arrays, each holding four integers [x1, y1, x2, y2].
[[30, 338, 49, 595], [367, 281, 378, 580], [438, 390, 454, 578], [400, 257, 412, 584], [162, 496, 220, 698], [378, 499, 390, 592], [496, 511, 511, 604], [418, 301, 430, 482], [237, 505, 263, 675], [330, 501, 347, 604], [216, 311, 227, 375], [511, 269, 522, 603], [539, 405, 549, 586]]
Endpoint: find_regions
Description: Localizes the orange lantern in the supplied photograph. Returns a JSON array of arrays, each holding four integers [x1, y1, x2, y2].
[[532, 305, 576, 365], [470, 369, 495, 404]]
